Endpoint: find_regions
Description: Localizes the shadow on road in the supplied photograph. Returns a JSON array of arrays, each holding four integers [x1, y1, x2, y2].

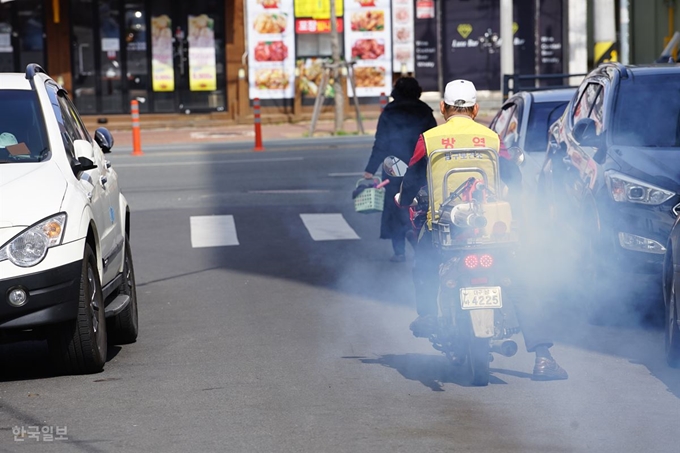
[[0, 340, 122, 382], [351, 353, 511, 389]]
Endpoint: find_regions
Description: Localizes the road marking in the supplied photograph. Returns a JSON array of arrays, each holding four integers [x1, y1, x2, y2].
[[300, 213, 360, 241], [328, 172, 365, 177], [247, 189, 330, 194], [190, 215, 239, 248], [114, 156, 304, 168]]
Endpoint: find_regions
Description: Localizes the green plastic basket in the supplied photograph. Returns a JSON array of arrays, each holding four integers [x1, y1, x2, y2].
[[354, 178, 385, 214]]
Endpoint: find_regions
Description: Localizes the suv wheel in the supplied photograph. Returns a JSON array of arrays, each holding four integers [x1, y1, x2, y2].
[[49, 244, 107, 374], [108, 238, 138, 344]]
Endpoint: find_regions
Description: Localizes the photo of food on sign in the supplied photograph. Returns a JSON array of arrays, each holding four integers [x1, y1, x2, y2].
[[395, 7, 409, 23], [257, 0, 280, 8], [395, 46, 411, 62], [255, 68, 289, 90], [254, 41, 288, 61], [254, 13, 287, 34], [151, 15, 172, 48], [188, 14, 214, 48], [351, 10, 384, 32], [351, 39, 385, 60], [354, 66, 385, 87], [395, 27, 410, 43], [297, 58, 335, 98], [356, 0, 376, 6]]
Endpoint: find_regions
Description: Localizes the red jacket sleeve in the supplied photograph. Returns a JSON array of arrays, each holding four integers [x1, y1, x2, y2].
[[409, 135, 426, 166]]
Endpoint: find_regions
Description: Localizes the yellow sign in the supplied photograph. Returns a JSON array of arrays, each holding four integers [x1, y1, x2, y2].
[[294, 0, 343, 20], [457, 23, 472, 39]]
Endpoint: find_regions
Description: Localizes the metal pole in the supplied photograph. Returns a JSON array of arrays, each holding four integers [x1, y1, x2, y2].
[[619, 0, 630, 64], [500, 0, 514, 93], [594, 0, 617, 63], [330, 0, 344, 133], [568, 0, 588, 84]]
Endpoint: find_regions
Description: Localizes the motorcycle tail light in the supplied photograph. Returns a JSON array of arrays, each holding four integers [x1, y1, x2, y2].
[[480, 254, 494, 268], [464, 254, 479, 269]]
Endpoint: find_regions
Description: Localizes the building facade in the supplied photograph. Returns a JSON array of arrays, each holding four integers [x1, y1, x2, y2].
[[0, 0, 668, 119]]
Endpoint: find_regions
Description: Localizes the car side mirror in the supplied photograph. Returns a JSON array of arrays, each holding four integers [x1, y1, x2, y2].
[[73, 139, 95, 160], [572, 118, 603, 148], [72, 156, 97, 176], [506, 146, 525, 166], [94, 127, 114, 153]]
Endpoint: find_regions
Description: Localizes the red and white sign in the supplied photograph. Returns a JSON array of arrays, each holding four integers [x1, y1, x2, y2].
[[416, 0, 435, 19], [295, 18, 344, 34]]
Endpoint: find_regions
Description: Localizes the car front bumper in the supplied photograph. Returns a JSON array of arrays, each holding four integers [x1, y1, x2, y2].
[[0, 260, 82, 331], [599, 202, 675, 275]]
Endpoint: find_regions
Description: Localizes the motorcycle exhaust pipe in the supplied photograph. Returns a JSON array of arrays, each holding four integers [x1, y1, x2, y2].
[[490, 340, 518, 357]]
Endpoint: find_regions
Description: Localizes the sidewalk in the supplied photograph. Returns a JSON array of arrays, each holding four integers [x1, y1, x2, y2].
[[109, 117, 379, 149], [108, 112, 496, 149]]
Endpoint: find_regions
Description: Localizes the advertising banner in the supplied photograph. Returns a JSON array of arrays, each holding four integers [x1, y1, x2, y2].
[[151, 15, 174, 92], [441, 0, 534, 91], [538, 0, 564, 79], [294, 0, 343, 34], [188, 14, 217, 91], [344, 0, 392, 98], [391, 0, 414, 73], [414, 5, 438, 92], [248, 0, 296, 99]]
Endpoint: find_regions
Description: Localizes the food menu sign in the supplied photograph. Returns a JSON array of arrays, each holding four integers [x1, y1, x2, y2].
[[248, 0, 296, 99], [391, 0, 414, 73], [344, 0, 392, 98]]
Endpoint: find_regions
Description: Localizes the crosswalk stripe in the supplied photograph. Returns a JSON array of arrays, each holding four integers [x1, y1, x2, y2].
[[300, 213, 360, 241], [190, 215, 239, 248]]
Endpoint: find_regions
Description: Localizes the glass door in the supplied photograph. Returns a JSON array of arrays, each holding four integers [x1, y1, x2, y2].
[[0, 0, 45, 74], [150, 0, 225, 113]]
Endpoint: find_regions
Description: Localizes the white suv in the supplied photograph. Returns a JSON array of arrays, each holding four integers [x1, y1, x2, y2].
[[0, 64, 138, 374]]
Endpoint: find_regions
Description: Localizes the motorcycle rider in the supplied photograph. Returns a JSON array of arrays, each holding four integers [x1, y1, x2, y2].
[[398, 79, 568, 381]]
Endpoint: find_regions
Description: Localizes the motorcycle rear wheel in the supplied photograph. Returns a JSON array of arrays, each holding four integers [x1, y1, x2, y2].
[[468, 338, 491, 386]]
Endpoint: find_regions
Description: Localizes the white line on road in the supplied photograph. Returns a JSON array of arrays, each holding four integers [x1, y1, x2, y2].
[[328, 172, 365, 177], [247, 190, 330, 194], [300, 214, 360, 241], [190, 215, 239, 248], [114, 156, 304, 168]]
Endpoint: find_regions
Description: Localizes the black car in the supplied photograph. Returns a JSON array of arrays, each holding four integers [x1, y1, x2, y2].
[[539, 63, 680, 323], [489, 88, 575, 191]]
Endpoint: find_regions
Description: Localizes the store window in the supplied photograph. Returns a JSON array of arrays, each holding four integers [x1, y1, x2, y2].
[[0, 0, 45, 74]]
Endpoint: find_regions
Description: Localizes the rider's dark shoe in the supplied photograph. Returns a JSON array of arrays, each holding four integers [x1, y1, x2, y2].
[[532, 357, 569, 381], [409, 315, 438, 338]]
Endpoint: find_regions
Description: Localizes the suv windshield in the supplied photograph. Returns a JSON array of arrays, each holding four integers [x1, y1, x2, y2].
[[612, 74, 680, 147], [525, 101, 569, 152], [0, 90, 49, 162]]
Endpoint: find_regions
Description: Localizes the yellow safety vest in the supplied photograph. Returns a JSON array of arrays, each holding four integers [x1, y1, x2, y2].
[[422, 116, 501, 229]]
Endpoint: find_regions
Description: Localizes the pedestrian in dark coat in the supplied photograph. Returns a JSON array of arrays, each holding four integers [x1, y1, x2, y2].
[[363, 77, 437, 262]]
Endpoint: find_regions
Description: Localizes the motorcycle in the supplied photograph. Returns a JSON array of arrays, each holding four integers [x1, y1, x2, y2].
[[388, 148, 522, 386]]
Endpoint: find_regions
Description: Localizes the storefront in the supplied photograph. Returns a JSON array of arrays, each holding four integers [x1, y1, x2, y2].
[[67, 0, 227, 114], [0, 0, 46, 73], [3, 0, 568, 117]]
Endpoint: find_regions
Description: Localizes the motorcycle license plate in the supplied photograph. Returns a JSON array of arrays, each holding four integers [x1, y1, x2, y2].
[[460, 287, 502, 310]]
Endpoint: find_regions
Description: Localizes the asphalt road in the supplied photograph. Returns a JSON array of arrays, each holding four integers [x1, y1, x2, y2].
[[1, 137, 680, 453]]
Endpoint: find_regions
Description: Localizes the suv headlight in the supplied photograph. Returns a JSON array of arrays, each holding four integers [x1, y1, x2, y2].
[[605, 171, 675, 205], [0, 213, 67, 267]]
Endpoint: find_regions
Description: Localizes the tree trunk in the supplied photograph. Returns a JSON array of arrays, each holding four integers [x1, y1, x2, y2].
[[330, 0, 344, 133]]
